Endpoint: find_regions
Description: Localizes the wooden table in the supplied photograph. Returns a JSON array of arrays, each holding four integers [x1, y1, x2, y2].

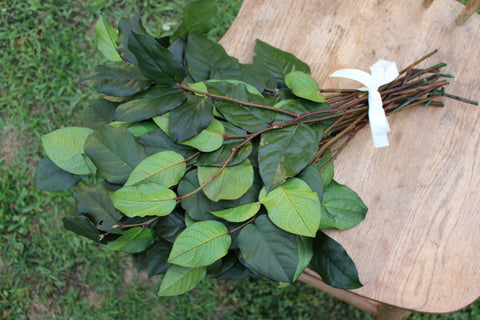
[[220, 0, 480, 317]]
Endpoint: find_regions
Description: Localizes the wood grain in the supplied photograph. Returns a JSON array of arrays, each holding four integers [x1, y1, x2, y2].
[[220, 0, 480, 313]]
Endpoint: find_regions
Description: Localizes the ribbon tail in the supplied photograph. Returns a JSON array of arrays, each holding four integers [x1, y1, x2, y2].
[[368, 91, 390, 148]]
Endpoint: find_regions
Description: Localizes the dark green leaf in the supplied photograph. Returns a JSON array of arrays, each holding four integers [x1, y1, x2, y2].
[[137, 129, 197, 157], [212, 63, 268, 93], [172, 0, 217, 41], [285, 71, 325, 102], [310, 231, 362, 289], [196, 139, 252, 167], [73, 182, 123, 231], [253, 39, 311, 82], [84, 125, 147, 184], [185, 34, 239, 82], [216, 261, 250, 280], [35, 157, 83, 192], [62, 215, 100, 242], [114, 86, 185, 122], [169, 95, 213, 142], [105, 227, 154, 253], [314, 153, 334, 188], [128, 32, 185, 85], [81, 99, 117, 129], [132, 238, 172, 277], [238, 215, 299, 283], [79, 64, 151, 97], [259, 124, 319, 191], [117, 14, 148, 64], [177, 170, 225, 221], [153, 209, 186, 242], [158, 265, 206, 296], [298, 165, 324, 202], [206, 251, 237, 278], [215, 102, 275, 133], [320, 181, 367, 230]]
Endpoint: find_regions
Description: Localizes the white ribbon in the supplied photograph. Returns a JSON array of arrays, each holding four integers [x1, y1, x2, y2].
[[330, 60, 399, 148]]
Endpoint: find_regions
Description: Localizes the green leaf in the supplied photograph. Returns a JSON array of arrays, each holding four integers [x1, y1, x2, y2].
[[117, 14, 148, 64], [298, 165, 324, 202], [111, 183, 177, 217], [81, 99, 117, 129], [320, 181, 367, 230], [125, 151, 186, 187], [238, 215, 300, 283], [259, 124, 318, 191], [132, 238, 172, 277], [137, 129, 197, 158], [115, 86, 186, 122], [198, 160, 254, 201], [158, 265, 206, 297], [73, 182, 123, 231], [169, 95, 213, 142], [62, 215, 100, 242], [180, 118, 224, 152], [84, 125, 147, 184], [127, 32, 185, 85], [177, 170, 225, 221], [35, 157, 83, 192], [210, 202, 260, 223], [310, 231, 362, 289], [41, 127, 95, 175], [105, 227, 154, 253], [293, 236, 313, 281], [153, 209, 186, 243], [259, 178, 321, 237], [127, 122, 158, 137], [253, 39, 311, 82], [80, 64, 151, 97], [285, 71, 325, 102], [196, 139, 252, 167], [314, 153, 334, 188], [172, 0, 217, 41], [185, 33, 239, 82], [95, 15, 121, 61], [168, 220, 231, 267]]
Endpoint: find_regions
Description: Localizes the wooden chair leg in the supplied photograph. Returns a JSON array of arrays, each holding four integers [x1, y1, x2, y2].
[[375, 304, 412, 320], [456, 0, 480, 25]]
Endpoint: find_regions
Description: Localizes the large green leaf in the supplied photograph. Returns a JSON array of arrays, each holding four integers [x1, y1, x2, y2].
[[320, 181, 367, 230], [258, 124, 318, 191], [117, 14, 148, 64], [115, 86, 186, 122], [253, 39, 311, 82], [127, 32, 185, 85], [238, 215, 300, 283], [80, 64, 151, 97], [158, 265, 206, 297], [293, 236, 313, 281], [132, 238, 172, 277], [259, 178, 321, 237], [196, 139, 252, 167], [169, 95, 213, 142], [180, 118, 224, 152], [298, 165, 324, 202], [177, 170, 225, 221], [172, 0, 217, 41], [210, 202, 260, 223], [35, 157, 83, 192], [62, 215, 100, 242], [285, 71, 325, 102], [41, 127, 95, 175], [84, 125, 147, 184], [126, 122, 158, 137], [314, 153, 334, 188], [81, 99, 117, 129], [111, 183, 177, 217], [104, 227, 154, 253], [73, 182, 123, 231], [137, 129, 197, 158], [125, 151, 186, 187], [168, 220, 231, 267], [185, 33, 239, 82], [310, 231, 362, 289], [198, 159, 254, 201], [95, 15, 121, 61]]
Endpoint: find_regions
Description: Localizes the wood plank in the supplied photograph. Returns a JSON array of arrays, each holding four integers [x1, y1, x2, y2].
[[220, 0, 480, 313]]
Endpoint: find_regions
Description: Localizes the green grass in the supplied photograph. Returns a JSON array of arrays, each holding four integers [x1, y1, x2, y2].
[[1, 1, 480, 319]]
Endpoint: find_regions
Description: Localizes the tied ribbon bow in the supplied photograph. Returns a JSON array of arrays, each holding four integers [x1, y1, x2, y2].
[[330, 60, 399, 148]]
